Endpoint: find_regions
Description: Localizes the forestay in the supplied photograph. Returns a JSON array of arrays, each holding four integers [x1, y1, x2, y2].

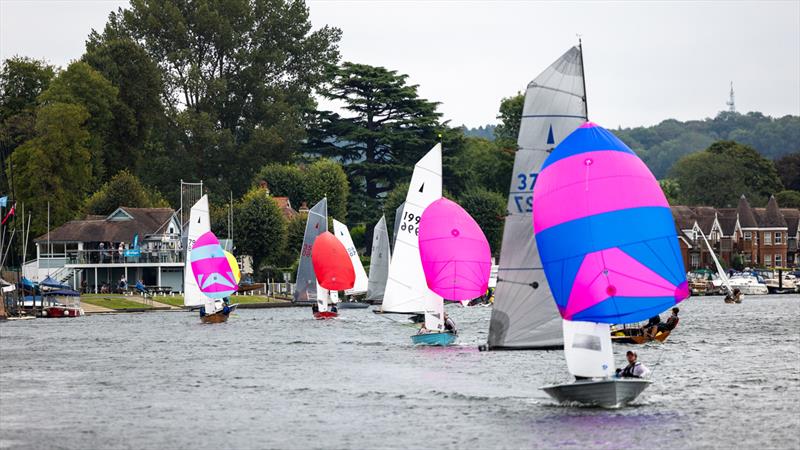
[[486, 46, 588, 349], [366, 216, 391, 302], [293, 198, 328, 303], [183, 195, 214, 307], [333, 219, 369, 295], [381, 144, 443, 314]]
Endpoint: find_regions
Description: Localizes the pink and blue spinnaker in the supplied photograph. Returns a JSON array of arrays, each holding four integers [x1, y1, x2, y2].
[[190, 231, 239, 299], [419, 198, 492, 301], [533, 122, 689, 324]]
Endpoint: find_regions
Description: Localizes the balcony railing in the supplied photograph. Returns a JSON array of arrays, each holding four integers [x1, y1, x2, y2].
[[43, 249, 185, 265]]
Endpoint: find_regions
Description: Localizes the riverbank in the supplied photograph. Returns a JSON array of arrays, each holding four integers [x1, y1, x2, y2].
[[79, 293, 300, 313]]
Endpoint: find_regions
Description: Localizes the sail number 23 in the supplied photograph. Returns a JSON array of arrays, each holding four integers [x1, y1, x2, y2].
[[401, 211, 420, 236]]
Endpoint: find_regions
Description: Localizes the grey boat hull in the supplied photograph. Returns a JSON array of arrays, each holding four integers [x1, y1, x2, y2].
[[541, 378, 651, 408], [336, 302, 370, 309]]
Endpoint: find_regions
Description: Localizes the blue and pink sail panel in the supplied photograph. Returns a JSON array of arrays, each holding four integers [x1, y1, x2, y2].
[[190, 231, 239, 299], [533, 122, 689, 324]]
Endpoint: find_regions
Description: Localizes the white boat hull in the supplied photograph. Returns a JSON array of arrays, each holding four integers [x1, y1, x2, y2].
[[541, 378, 651, 408]]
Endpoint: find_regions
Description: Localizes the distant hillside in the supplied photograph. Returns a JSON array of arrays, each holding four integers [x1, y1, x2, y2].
[[462, 124, 496, 140], [615, 111, 799, 179]]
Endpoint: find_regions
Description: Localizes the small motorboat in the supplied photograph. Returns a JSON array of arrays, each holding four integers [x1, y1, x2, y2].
[[411, 331, 456, 346], [541, 378, 652, 408]]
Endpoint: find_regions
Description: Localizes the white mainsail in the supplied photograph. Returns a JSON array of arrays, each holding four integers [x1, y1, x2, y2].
[[392, 202, 405, 252], [562, 320, 615, 378], [293, 198, 328, 303], [485, 45, 588, 349], [381, 144, 443, 314], [699, 229, 732, 294], [366, 215, 391, 302], [333, 219, 369, 295], [183, 195, 213, 307]]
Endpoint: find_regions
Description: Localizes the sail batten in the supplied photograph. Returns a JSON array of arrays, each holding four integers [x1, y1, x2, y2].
[[486, 46, 588, 350]]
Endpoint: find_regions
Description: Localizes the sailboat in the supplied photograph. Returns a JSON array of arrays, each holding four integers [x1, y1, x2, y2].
[[190, 230, 240, 323], [534, 122, 690, 408], [378, 144, 444, 335], [415, 198, 492, 345], [697, 229, 743, 303], [293, 198, 328, 304], [365, 216, 391, 304], [482, 44, 588, 351], [332, 219, 370, 309], [311, 231, 355, 319]]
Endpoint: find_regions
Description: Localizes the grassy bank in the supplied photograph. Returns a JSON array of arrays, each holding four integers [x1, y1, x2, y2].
[[81, 294, 153, 310], [147, 294, 289, 308]]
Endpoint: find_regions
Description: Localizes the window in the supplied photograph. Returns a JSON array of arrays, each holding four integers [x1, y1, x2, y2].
[[764, 254, 772, 267], [691, 254, 699, 268], [744, 231, 752, 240], [775, 232, 782, 244], [744, 253, 752, 264], [775, 254, 782, 267], [764, 232, 772, 245]]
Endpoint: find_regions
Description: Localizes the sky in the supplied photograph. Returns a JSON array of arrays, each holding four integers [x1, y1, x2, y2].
[[2, 0, 798, 128]]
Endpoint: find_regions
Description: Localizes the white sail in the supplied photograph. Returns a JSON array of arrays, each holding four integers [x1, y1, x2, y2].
[[183, 195, 213, 307], [333, 219, 369, 295], [486, 46, 588, 350], [293, 198, 328, 303], [562, 320, 615, 378], [392, 202, 405, 252], [699, 229, 732, 294], [381, 144, 443, 314], [424, 298, 445, 332], [366, 216, 391, 302]]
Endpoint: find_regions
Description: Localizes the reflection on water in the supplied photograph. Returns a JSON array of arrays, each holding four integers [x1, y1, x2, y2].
[[1, 295, 799, 449]]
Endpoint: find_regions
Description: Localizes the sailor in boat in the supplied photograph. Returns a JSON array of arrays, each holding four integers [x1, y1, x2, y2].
[[645, 308, 680, 339], [641, 314, 661, 335], [616, 351, 650, 378], [444, 312, 457, 335], [724, 288, 742, 303]]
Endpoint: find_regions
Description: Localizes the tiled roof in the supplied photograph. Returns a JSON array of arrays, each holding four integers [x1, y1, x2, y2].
[[780, 208, 799, 236], [272, 196, 298, 220], [717, 208, 738, 236], [737, 195, 758, 228], [762, 196, 788, 228], [35, 207, 176, 243], [671, 206, 697, 230], [692, 206, 717, 234]]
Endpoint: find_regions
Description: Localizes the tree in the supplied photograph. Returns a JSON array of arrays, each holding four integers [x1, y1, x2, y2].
[[458, 188, 506, 257], [670, 141, 783, 207], [775, 153, 800, 191], [9, 103, 92, 237], [775, 190, 800, 208], [100, 0, 342, 197], [0, 57, 55, 190], [233, 188, 287, 272], [255, 163, 306, 211], [449, 137, 514, 195], [383, 182, 408, 240], [659, 179, 681, 205], [493, 93, 524, 149], [304, 159, 349, 220], [83, 170, 169, 215], [305, 62, 445, 226], [39, 61, 126, 183], [279, 213, 307, 267]]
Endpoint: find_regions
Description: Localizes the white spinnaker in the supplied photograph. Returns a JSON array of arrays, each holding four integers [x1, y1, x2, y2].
[[294, 198, 328, 303], [184, 195, 213, 307], [333, 219, 369, 295], [562, 320, 615, 378], [366, 216, 391, 302], [699, 229, 732, 293], [381, 144, 443, 314], [486, 46, 587, 349]]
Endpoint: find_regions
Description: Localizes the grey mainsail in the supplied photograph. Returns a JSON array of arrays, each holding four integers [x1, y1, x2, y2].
[[484, 45, 588, 350], [392, 201, 405, 252], [366, 215, 391, 302], [293, 198, 328, 303]]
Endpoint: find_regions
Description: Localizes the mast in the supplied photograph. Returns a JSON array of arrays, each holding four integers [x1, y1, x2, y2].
[[578, 37, 589, 119]]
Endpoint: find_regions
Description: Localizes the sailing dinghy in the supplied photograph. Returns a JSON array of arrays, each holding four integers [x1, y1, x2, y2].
[[311, 231, 355, 319], [482, 44, 588, 351], [293, 198, 327, 304], [415, 198, 492, 346], [533, 122, 689, 407], [365, 216, 391, 304], [332, 219, 370, 309], [190, 230, 240, 323]]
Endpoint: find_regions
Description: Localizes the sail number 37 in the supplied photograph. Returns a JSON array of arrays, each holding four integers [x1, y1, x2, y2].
[[513, 172, 537, 213]]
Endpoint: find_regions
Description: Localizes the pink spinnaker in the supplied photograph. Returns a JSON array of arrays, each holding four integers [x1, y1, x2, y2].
[[418, 198, 492, 301], [191, 231, 238, 299]]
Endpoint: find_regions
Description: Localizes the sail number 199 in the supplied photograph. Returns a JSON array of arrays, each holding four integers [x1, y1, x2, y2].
[[401, 211, 420, 236]]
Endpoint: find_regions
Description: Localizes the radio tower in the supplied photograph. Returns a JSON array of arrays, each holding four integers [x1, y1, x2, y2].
[[726, 82, 736, 112]]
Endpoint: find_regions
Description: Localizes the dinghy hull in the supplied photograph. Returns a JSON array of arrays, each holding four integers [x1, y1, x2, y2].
[[313, 311, 338, 320], [336, 302, 370, 309], [411, 331, 456, 346], [611, 329, 671, 344], [541, 378, 651, 408], [200, 304, 237, 324]]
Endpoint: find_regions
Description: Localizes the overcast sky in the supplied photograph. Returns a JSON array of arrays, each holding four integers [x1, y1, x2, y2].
[[2, 0, 798, 128]]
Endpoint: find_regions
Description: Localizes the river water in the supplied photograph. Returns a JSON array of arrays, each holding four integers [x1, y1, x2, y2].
[[1, 294, 799, 449]]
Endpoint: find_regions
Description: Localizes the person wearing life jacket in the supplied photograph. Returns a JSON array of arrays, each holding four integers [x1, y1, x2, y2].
[[616, 350, 650, 378], [656, 307, 680, 333]]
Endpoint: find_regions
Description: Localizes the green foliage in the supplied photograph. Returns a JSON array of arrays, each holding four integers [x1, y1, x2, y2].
[[305, 62, 445, 226], [493, 93, 523, 148], [775, 153, 800, 191], [0, 57, 56, 190], [305, 159, 349, 220], [9, 103, 92, 237], [670, 141, 783, 207], [457, 187, 506, 257], [255, 164, 306, 208], [39, 61, 125, 183], [383, 182, 408, 239], [233, 188, 288, 270], [280, 212, 308, 267], [449, 137, 514, 195], [83, 170, 169, 215], [350, 223, 366, 251], [659, 179, 681, 205], [775, 190, 800, 208]]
